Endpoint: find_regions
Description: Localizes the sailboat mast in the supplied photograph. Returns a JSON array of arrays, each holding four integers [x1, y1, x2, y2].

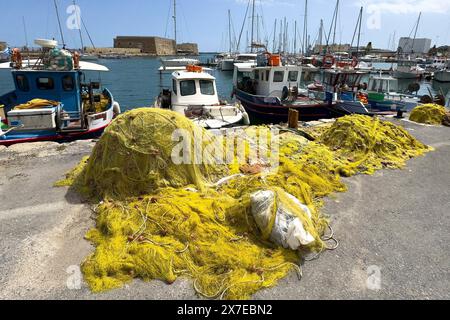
[[250, 0, 255, 52], [294, 20, 297, 54], [302, 0, 308, 56], [173, 0, 177, 48], [228, 9, 232, 53], [356, 7, 363, 56], [272, 19, 277, 53], [73, 0, 84, 52], [53, 0, 66, 47], [411, 12, 422, 54], [332, 0, 339, 46]]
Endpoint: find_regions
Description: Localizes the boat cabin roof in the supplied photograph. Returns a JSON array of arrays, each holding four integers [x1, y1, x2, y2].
[[172, 70, 215, 81], [370, 75, 397, 82], [0, 60, 110, 72]]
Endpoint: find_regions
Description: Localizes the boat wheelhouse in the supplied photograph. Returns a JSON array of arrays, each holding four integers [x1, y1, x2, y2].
[[0, 40, 120, 146], [155, 65, 247, 129], [366, 75, 420, 111], [233, 60, 341, 122]]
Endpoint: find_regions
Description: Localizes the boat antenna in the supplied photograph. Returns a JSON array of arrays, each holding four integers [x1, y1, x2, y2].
[[53, 0, 66, 48], [236, 0, 251, 52], [73, 0, 84, 52]]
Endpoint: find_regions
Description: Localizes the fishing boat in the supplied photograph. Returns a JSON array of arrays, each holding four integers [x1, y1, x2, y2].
[[434, 61, 450, 82], [393, 60, 425, 79], [0, 39, 120, 146], [219, 56, 236, 71], [155, 65, 249, 129], [232, 52, 344, 122], [234, 53, 257, 64], [365, 74, 420, 111]]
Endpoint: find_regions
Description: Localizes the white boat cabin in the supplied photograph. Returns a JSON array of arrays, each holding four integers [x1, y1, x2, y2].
[[368, 75, 399, 93], [171, 70, 220, 111], [233, 63, 302, 99]]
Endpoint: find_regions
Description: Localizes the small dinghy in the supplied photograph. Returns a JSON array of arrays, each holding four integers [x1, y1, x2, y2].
[[155, 65, 249, 129]]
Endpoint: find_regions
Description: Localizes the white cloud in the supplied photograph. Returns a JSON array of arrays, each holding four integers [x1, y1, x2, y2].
[[357, 0, 450, 14]]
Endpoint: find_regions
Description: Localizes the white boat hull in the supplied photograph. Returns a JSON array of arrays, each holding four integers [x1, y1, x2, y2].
[[434, 70, 450, 83], [220, 59, 235, 71], [171, 103, 245, 129], [161, 58, 200, 68]]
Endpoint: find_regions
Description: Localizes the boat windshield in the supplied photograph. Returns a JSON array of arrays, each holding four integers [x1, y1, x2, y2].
[[200, 80, 215, 95], [180, 80, 196, 96]]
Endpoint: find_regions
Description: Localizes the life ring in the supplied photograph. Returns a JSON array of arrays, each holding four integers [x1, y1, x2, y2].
[[352, 57, 358, 68], [322, 55, 335, 68], [12, 48, 22, 69], [73, 51, 80, 70]]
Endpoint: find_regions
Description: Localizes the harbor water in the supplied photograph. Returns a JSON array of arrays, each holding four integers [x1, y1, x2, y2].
[[1, 54, 450, 111]]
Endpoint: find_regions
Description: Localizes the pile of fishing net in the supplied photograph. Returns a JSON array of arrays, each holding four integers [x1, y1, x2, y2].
[[409, 104, 448, 125], [319, 115, 431, 176], [58, 110, 431, 300], [76, 108, 227, 199]]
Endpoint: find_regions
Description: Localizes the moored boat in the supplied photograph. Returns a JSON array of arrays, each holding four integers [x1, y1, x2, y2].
[[155, 65, 248, 129], [0, 40, 120, 146], [232, 53, 342, 123], [161, 57, 201, 68]]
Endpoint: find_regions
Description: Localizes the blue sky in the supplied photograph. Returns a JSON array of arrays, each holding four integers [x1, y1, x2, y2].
[[1, 0, 450, 52]]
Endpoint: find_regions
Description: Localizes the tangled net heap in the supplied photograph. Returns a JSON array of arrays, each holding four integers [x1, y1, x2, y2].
[[78, 108, 227, 199], [409, 104, 448, 125], [320, 115, 431, 176], [59, 111, 431, 300]]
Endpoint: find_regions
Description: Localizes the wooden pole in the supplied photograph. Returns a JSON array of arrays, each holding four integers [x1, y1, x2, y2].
[[288, 109, 299, 129]]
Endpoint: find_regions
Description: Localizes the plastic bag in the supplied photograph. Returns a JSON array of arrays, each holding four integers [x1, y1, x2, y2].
[[250, 189, 315, 250]]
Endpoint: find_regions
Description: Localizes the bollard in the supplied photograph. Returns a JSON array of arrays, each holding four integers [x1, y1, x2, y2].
[[288, 109, 299, 129]]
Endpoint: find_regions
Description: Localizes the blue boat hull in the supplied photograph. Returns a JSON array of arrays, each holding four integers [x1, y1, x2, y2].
[[235, 89, 342, 123]]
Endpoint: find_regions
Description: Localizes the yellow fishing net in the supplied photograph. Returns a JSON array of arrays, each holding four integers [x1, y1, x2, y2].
[[320, 115, 431, 176], [14, 99, 59, 110], [58, 111, 431, 300], [409, 104, 448, 125]]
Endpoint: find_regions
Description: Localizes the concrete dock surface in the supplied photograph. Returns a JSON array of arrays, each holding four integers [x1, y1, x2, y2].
[[0, 118, 449, 300]]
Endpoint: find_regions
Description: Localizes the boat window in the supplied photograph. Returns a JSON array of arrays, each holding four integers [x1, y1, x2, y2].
[[200, 80, 215, 95], [288, 71, 299, 82], [180, 80, 196, 96], [173, 79, 178, 95], [273, 71, 284, 83], [15, 74, 30, 92], [62, 75, 74, 91], [36, 77, 54, 90], [255, 70, 260, 80], [266, 70, 270, 81]]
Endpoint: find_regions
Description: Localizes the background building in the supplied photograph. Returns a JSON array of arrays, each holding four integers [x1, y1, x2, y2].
[[398, 37, 431, 54], [176, 43, 199, 55], [114, 36, 176, 55]]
